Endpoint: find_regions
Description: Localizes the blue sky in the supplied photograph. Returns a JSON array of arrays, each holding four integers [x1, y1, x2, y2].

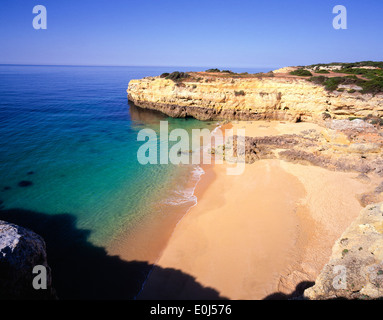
[[0, 0, 382, 68]]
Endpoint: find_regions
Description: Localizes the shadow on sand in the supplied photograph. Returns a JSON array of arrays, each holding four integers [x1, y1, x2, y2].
[[0, 208, 227, 300], [263, 281, 315, 300], [0, 207, 322, 300]]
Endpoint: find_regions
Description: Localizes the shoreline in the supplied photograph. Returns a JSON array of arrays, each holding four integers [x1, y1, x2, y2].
[[106, 121, 228, 297], [107, 163, 211, 261], [106, 163, 213, 298], [135, 162, 218, 299], [137, 120, 379, 299], [106, 123, 223, 296]]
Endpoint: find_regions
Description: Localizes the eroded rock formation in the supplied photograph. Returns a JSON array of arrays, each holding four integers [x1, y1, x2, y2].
[[228, 119, 383, 174], [127, 72, 383, 122], [0, 221, 56, 299], [304, 202, 383, 300]]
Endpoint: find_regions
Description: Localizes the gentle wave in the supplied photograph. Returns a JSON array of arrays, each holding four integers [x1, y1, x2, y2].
[[160, 165, 205, 206]]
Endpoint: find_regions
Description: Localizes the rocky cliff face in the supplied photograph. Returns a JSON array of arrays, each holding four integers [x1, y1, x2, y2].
[[127, 71, 383, 300], [0, 221, 56, 299], [127, 73, 383, 122], [304, 202, 383, 300]]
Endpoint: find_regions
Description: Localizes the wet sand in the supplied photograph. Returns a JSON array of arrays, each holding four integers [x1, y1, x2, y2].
[[138, 121, 375, 300], [107, 167, 205, 264]]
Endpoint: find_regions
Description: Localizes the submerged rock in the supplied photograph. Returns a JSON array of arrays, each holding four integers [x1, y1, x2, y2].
[[0, 221, 56, 299], [304, 203, 383, 300], [18, 181, 33, 187]]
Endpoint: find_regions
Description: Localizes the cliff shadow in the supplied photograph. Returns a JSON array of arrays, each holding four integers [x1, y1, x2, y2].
[[0, 208, 227, 300], [263, 281, 315, 300], [128, 101, 168, 123]]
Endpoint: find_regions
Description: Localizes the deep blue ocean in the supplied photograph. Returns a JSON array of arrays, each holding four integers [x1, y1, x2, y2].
[[0, 65, 268, 250]]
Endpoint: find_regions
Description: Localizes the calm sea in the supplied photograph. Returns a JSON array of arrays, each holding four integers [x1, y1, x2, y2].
[[0, 65, 270, 298], [0, 65, 206, 245]]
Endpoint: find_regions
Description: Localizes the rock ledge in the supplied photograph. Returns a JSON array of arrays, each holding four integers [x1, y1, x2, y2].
[[304, 203, 383, 300], [0, 220, 56, 299]]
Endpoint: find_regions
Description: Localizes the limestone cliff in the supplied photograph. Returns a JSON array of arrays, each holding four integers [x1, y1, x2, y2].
[[127, 72, 383, 122], [127, 70, 383, 300], [304, 203, 383, 300]]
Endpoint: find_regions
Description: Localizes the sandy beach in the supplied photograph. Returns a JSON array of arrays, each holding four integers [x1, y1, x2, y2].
[[138, 121, 378, 299]]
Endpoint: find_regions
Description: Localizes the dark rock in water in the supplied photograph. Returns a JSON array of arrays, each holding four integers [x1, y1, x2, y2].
[[27, 171, 35, 175], [18, 181, 33, 187], [0, 220, 56, 299], [2, 186, 11, 192]]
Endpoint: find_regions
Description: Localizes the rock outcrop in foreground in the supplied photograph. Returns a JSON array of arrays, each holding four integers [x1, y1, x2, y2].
[[304, 203, 383, 300], [127, 71, 383, 123], [0, 221, 56, 299]]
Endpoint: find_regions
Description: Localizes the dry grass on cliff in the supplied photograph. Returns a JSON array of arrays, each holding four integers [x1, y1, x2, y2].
[[183, 69, 367, 83]]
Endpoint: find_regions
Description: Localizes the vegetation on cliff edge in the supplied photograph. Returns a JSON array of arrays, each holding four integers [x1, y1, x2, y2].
[[289, 69, 313, 77], [160, 71, 190, 82], [304, 61, 383, 94], [309, 74, 383, 94]]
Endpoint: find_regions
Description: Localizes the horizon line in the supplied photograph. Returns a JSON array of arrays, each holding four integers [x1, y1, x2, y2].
[[0, 63, 278, 70], [1, 60, 381, 69]]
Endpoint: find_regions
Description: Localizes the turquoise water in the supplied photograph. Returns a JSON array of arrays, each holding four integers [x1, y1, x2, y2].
[[0, 65, 272, 299], [0, 65, 218, 248], [0, 65, 269, 249]]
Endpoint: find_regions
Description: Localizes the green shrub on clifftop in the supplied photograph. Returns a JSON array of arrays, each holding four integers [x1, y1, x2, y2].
[[289, 69, 313, 77], [315, 69, 330, 74], [309, 76, 327, 85], [165, 72, 190, 81], [206, 68, 221, 73], [309, 75, 362, 92], [360, 77, 383, 94]]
